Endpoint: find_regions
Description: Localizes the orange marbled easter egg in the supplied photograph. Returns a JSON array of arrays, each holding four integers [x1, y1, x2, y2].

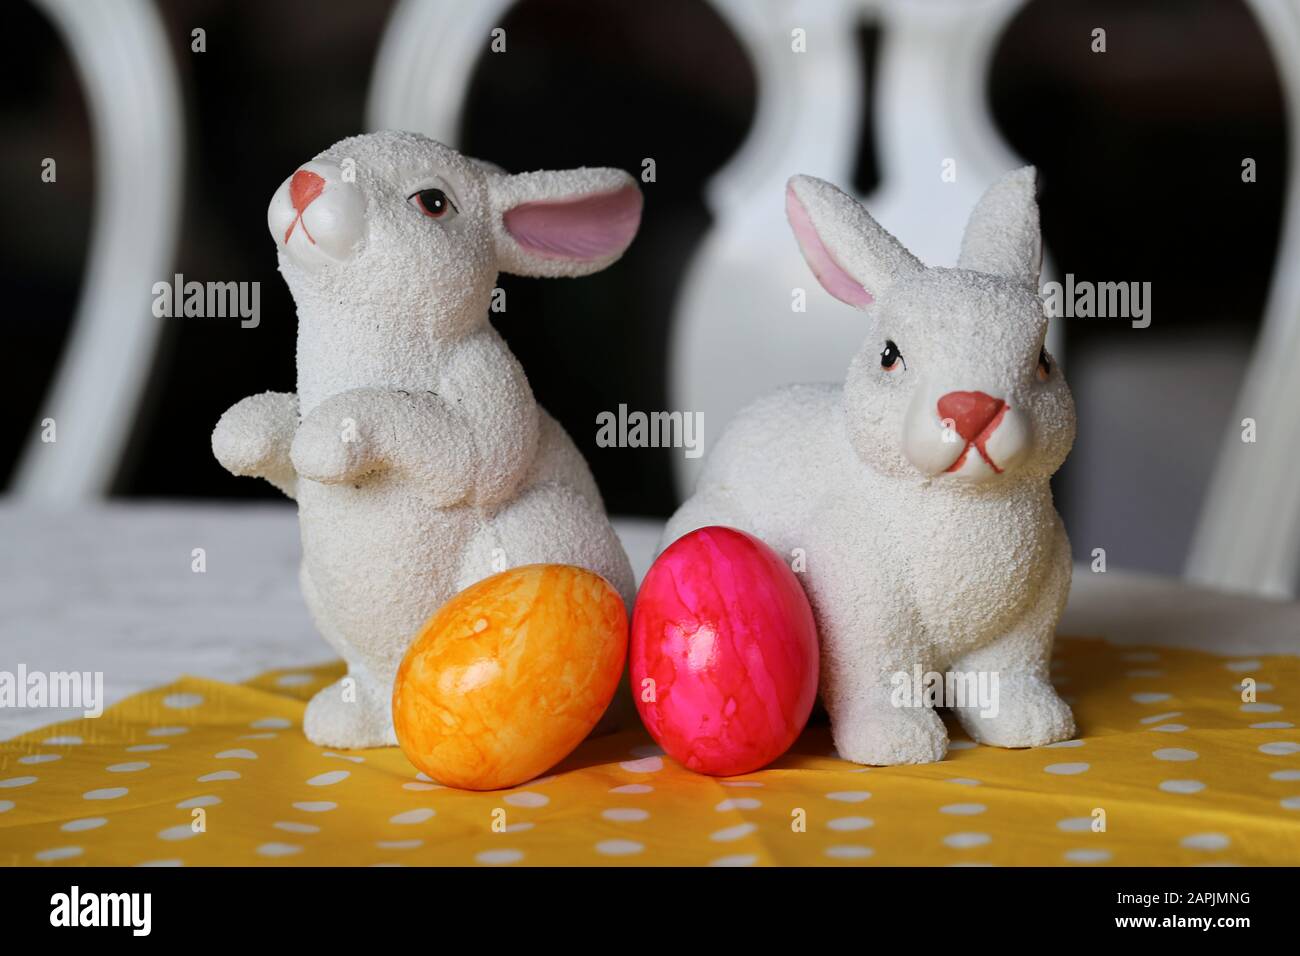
[[393, 564, 628, 791]]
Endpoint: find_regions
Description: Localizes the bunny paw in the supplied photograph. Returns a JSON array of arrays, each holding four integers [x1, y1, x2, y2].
[[832, 704, 948, 766], [303, 678, 397, 749], [956, 677, 1075, 749], [291, 403, 379, 485]]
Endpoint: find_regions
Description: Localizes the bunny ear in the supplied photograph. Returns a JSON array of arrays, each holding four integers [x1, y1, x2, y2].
[[785, 175, 922, 308], [958, 166, 1042, 285], [487, 167, 642, 278]]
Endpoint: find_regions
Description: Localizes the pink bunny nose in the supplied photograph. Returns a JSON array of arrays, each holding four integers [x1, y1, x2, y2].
[[938, 391, 1005, 442], [284, 169, 326, 244], [290, 170, 325, 212]]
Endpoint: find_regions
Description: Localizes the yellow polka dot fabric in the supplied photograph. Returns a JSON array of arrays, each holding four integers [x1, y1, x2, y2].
[[2, 637, 1298, 866]]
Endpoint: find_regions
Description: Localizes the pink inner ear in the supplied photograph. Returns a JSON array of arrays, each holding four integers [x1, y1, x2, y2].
[[785, 184, 873, 307], [503, 185, 643, 261]]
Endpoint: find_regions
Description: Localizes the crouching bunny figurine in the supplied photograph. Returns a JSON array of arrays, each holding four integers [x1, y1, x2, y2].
[[213, 131, 640, 748], [664, 168, 1076, 765]]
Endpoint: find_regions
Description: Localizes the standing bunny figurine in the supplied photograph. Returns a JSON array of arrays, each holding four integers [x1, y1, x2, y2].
[[213, 131, 639, 749], [664, 168, 1076, 765]]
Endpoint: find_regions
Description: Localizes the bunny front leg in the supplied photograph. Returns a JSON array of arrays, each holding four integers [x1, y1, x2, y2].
[[949, 527, 1075, 748], [212, 391, 300, 498], [819, 596, 950, 764], [290, 387, 474, 504]]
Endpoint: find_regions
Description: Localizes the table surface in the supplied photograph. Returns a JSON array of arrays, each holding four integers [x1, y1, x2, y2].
[[3, 503, 1298, 740]]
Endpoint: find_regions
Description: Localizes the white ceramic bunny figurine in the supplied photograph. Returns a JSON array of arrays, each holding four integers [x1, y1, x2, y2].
[[213, 131, 640, 748], [664, 168, 1076, 765]]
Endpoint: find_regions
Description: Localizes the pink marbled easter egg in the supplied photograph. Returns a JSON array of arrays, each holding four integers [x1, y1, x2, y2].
[[630, 526, 819, 776]]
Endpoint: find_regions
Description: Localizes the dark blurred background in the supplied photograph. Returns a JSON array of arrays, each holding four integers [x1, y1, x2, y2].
[[0, 0, 1286, 578]]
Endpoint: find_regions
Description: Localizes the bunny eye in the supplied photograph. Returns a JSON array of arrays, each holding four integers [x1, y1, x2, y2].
[[1036, 347, 1051, 382], [409, 188, 457, 221], [881, 340, 904, 372]]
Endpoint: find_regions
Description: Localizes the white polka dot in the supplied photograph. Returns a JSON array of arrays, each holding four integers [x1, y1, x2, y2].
[[215, 749, 257, 760], [158, 824, 200, 841], [147, 726, 189, 737], [0, 801, 13, 813], [1259, 742, 1300, 755], [1153, 748, 1198, 762], [275, 673, 314, 687], [603, 808, 650, 822], [1251, 721, 1294, 729], [1151, 724, 1188, 733], [826, 791, 871, 803], [609, 784, 652, 795], [126, 744, 168, 753], [1044, 762, 1090, 775], [376, 839, 422, 850], [1225, 660, 1260, 672], [947, 740, 977, 751], [630, 744, 665, 758], [504, 792, 548, 808], [83, 787, 128, 800], [946, 778, 982, 786], [292, 801, 336, 813], [162, 693, 204, 709], [1057, 817, 1094, 832], [306, 770, 350, 786], [1159, 780, 1206, 794], [322, 752, 365, 763], [477, 848, 524, 865], [827, 816, 874, 832], [1269, 770, 1300, 781], [43, 735, 83, 745], [710, 854, 758, 866], [1242, 703, 1282, 713], [402, 782, 440, 791], [107, 761, 150, 773], [1043, 739, 1085, 749], [35, 846, 83, 861], [136, 859, 182, 867], [1280, 796, 1300, 810], [711, 822, 758, 841], [505, 822, 534, 833], [1140, 711, 1182, 724], [619, 756, 663, 773], [389, 808, 435, 825], [943, 832, 991, 848], [595, 839, 644, 856], [61, 817, 107, 832], [197, 771, 240, 782], [1125, 668, 1165, 678], [251, 717, 291, 729], [256, 842, 301, 857], [176, 795, 220, 809], [720, 780, 764, 787], [1131, 693, 1172, 704], [273, 821, 320, 834], [1235, 682, 1274, 692], [1181, 832, 1230, 851], [0, 776, 37, 789], [941, 803, 987, 816], [715, 798, 761, 811], [825, 845, 874, 860], [19, 754, 60, 765], [240, 733, 276, 740], [1064, 849, 1111, 863]]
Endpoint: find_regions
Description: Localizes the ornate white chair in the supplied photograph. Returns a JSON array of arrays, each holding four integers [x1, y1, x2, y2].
[[18, 0, 1300, 602], [16, 0, 183, 502]]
